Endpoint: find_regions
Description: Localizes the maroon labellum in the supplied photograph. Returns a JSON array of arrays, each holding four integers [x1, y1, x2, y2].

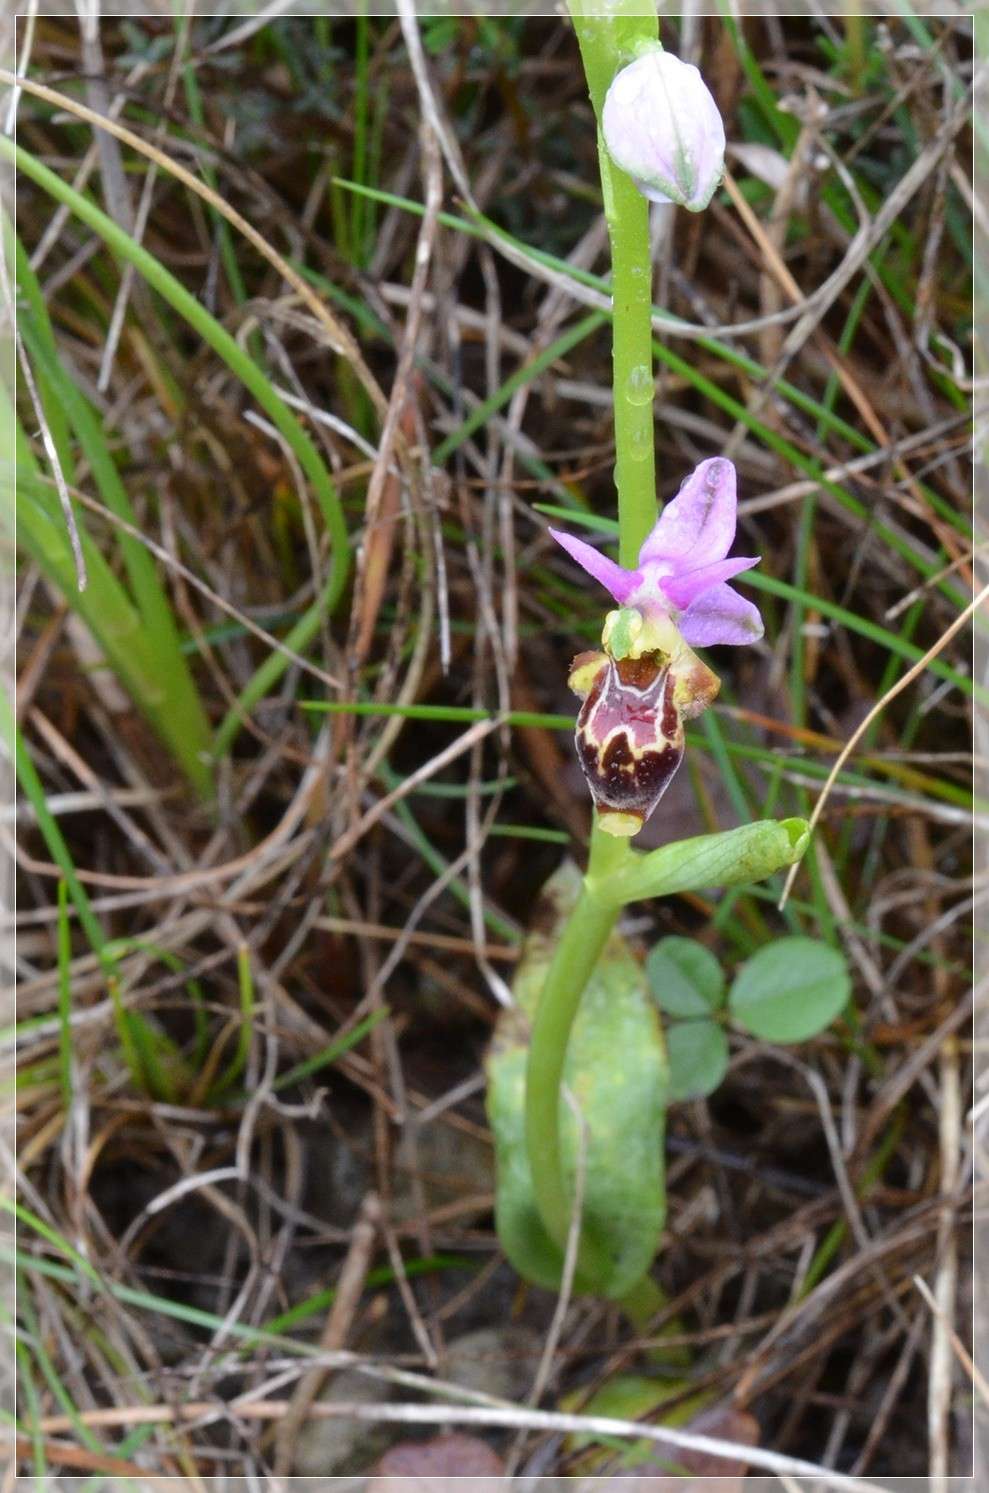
[[573, 650, 685, 836]]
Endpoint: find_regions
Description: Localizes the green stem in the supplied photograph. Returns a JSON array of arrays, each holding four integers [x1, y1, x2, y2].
[[524, 827, 627, 1255], [619, 1274, 692, 1367], [569, 0, 659, 566], [600, 148, 657, 566]]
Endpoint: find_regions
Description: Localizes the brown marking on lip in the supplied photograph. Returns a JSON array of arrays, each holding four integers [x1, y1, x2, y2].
[[633, 740, 682, 801], [601, 732, 635, 774], [577, 720, 683, 817], [616, 652, 665, 689], [582, 655, 674, 749]]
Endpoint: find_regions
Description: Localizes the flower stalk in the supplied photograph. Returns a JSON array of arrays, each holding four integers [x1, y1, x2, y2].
[[602, 148, 657, 568], [524, 0, 660, 1264]]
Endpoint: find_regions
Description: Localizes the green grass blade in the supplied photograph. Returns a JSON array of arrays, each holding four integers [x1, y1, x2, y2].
[[533, 508, 973, 698], [18, 311, 214, 790], [17, 1270, 106, 1457], [2, 689, 106, 959], [4, 134, 350, 759], [12, 1333, 46, 1478], [301, 697, 971, 813], [263, 1254, 473, 1336], [432, 312, 605, 465], [336, 175, 971, 552], [271, 1007, 388, 1092], [11, 458, 212, 796]]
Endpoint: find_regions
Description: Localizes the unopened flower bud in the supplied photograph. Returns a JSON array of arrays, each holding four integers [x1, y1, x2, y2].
[[602, 50, 725, 211]]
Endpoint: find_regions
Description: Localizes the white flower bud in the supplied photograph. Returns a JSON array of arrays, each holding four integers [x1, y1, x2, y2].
[[602, 50, 726, 212]]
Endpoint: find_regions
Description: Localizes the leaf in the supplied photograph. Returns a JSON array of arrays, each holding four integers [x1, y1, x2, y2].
[[666, 1020, 729, 1101], [729, 936, 851, 1043], [486, 861, 668, 1299], [646, 936, 724, 1017]]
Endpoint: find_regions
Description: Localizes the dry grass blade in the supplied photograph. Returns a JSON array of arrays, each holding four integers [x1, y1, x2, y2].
[[30, 473, 341, 691], [31, 1396, 897, 1492], [329, 718, 501, 864], [273, 1191, 381, 1474], [913, 1273, 989, 1410]]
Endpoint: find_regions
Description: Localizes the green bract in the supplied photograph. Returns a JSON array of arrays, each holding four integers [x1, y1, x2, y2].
[[596, 817, 809, 906]]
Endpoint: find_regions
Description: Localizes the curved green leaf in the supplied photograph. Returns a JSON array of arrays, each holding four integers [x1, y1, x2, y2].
[[600, 818, 809, 907]]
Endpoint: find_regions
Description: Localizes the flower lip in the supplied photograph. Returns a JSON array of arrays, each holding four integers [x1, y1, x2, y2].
[[550, 456, 763, 649]]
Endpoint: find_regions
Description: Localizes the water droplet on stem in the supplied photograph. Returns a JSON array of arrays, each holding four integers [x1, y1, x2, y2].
[[626, 364, 653, 406]]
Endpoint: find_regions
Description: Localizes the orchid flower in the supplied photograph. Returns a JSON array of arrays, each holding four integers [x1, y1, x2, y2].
[[550, 457, 762, 649], [553, 459, 762, 835]]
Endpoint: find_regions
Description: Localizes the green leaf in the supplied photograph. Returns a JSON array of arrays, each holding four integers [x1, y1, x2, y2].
[[729, 936, 851, 1043], [486, 862, 668, 1299], [646, 937, 725, 1017], [666, 1020, 729, 1102]]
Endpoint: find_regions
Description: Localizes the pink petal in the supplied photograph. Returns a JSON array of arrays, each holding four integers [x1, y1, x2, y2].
[[639, 457, 737, 568], [678, 582, 763, 647], [549, 528, 641, 605], [659, 554, 760, 610]]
